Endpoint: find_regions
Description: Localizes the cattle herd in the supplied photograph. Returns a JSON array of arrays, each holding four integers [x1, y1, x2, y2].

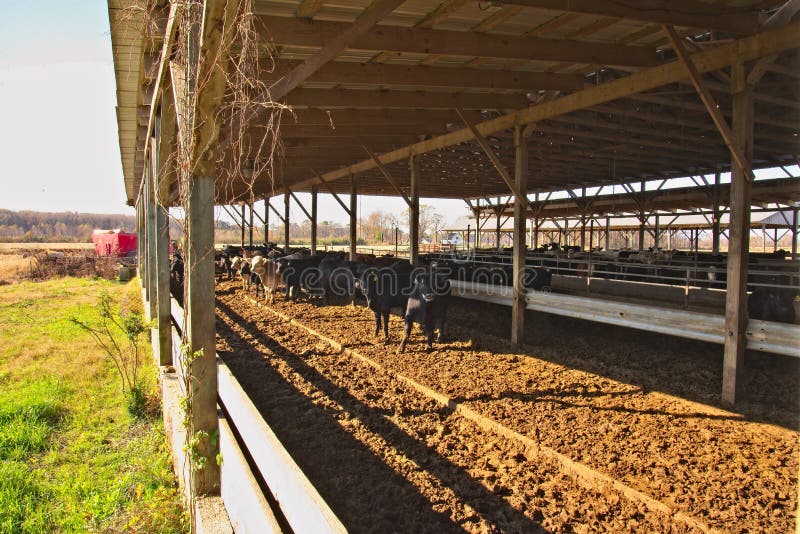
[[209, 244, 454, 352], [168, 242, 799, 346]]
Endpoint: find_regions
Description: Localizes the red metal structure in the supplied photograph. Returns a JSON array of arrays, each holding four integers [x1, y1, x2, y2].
[[91, 229, 137, 257]]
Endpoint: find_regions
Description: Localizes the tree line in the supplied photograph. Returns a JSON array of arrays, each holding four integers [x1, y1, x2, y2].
[[0, 209, 138, 242], [217, 205, 447, 245], [0, 205, 449, 246]]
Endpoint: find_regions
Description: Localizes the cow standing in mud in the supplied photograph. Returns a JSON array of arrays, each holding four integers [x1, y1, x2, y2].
[[398, 267, 452, 353]]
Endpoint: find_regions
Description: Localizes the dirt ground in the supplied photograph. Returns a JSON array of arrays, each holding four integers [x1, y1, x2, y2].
[[215, 280, 798, 533]]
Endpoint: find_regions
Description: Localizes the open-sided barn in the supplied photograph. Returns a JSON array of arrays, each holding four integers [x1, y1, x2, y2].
[[109, 0, 799, 530]]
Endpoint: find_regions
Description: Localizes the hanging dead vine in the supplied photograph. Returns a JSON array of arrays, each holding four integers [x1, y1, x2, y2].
[[120, 0, 288, 514]]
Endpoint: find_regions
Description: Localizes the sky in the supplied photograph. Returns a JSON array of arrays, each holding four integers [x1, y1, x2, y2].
[[0, 1, 469, 226]]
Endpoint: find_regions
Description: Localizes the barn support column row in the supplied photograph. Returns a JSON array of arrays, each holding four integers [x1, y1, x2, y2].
[[722, 62, 754, 407], [511, 126, 529, 346]]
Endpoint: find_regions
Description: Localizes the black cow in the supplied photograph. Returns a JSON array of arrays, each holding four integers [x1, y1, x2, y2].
[[313, 257, 361, 305], [748, 287, 797, 324], [399, 268, 451, 353], [277, 254, 325, 301], [359, 260, 414, 341], [170, 253, 184, 304]]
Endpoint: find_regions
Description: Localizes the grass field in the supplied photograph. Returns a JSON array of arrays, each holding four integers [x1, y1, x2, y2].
[[0, 276, 186, 533]]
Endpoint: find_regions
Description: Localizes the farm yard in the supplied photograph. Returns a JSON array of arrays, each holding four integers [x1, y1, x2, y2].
[[214, 278, 798, 532], [108, 0, 800, 531]]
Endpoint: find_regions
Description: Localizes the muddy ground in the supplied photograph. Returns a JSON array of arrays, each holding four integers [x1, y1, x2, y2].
[[216, 280, 798, 533]]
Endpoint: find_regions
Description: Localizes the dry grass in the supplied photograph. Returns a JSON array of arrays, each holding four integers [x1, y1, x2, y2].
[[0, 242, 94, 251], [0, 253, 34, 284]]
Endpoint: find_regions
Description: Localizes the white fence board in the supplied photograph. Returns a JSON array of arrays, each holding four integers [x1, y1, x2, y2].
[[450, 280, 799, 357]]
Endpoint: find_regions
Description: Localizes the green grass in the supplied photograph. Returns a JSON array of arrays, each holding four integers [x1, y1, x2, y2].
[[0, 277, 187, 533]]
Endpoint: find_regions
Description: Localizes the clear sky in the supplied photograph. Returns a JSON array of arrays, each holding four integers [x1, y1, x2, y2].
[[0, 1, 127, 214], [0, 1, 469, 225]]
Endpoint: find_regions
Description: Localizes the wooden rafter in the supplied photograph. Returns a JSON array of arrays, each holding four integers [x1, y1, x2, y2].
[[269, 0, 406, 101], [415, 0, 469, 28], [266, 200, 286, 224], [456, 109, 532, 211], [494, 0, 760, 35], [662, 24, 751, 178], [296, 0, 324, 17], [289, 191, 313, 220], [313, 170, 352, 215], [284, 88, 529, 110], [362, 145, 412, 207], [268, 60, 585, 92], [258, 16, 658, 67]]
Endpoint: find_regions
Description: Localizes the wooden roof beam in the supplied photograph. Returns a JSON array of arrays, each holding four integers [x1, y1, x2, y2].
[[362, 145, 412, 206], [269, 60, 585, 92], [295, 0, 324, 18], [283, 109, 478, 125], [258, 16, 658, 67], [415, 0, 470, 28], [279, 124, 448, 137], [490, 0, 760, 35], [268, 0, 407, 101], [284, 88, 529, 109], [456, 109, 533, 210], [662, 24, 751, 178]]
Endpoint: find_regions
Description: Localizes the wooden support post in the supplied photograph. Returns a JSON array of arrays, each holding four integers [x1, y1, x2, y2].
[[153, 127, 172, 366], [712, 172, 722, 254], [264, 196, 270, 243], [240, 204, 246, 248], [579, 188, 586, 251], [284, 192, 290, 253], [248, 203, 254, 246], [137, 201, 143, 279], [605, 216, 611, 250], [589, 219, 594, 250], [146, 166, 157, 320], [409, 155, 420, 265], [142, 177, 151, 306], [722, 62, 754, 407], [349, 176, 358, 261], [496, 208, 502, 251], [654, 214, 660, 249], [511, 126, 528, 346], [773, 228, 779, 253], [311, 186, 318, 255], [473, 208, 481, 250], [792, 208, 798, 260], [185, 174, 220, 494]]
